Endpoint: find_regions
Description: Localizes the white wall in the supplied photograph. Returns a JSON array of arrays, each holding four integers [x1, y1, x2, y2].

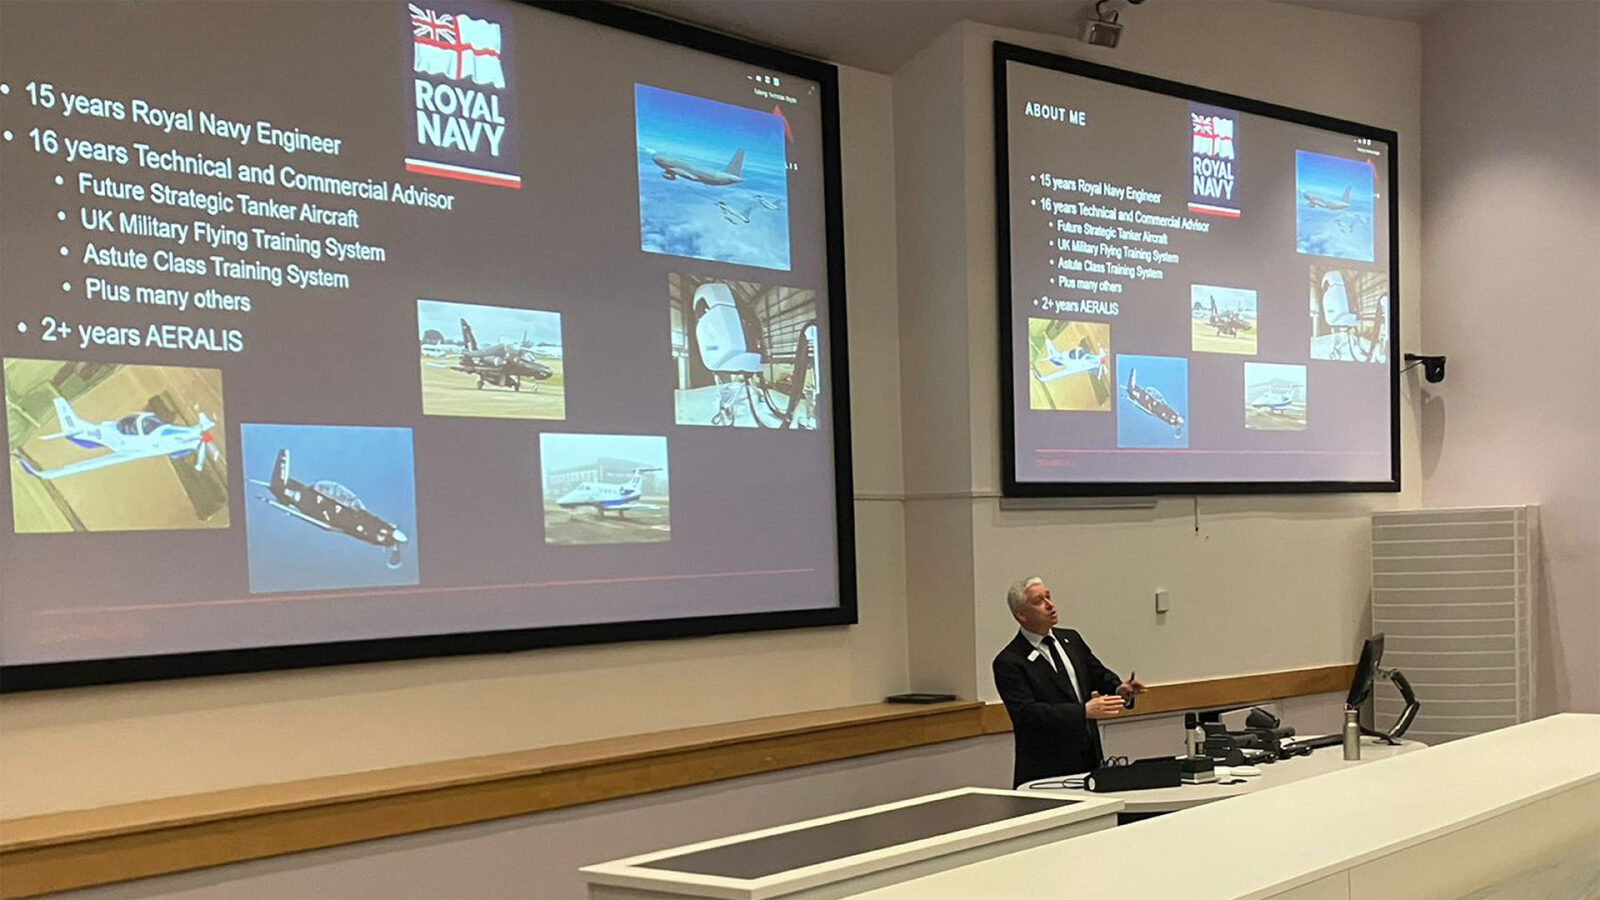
[[1419, 0, 1600, 714], [6, 5, 1458, 896], [0, 64, 909, 820], [893, 5, 1424, 702]]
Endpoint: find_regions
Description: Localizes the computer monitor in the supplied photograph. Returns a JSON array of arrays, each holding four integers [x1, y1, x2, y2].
[[1345, 633, 1386, 708]]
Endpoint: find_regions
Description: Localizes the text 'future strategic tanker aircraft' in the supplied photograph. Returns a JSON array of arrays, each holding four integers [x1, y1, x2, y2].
[[17, 397, 218, 480], [1303, 185, 1353, 210], [1121, 368, 1185, 437], [250, 449, 409, 568], [446, 318, 554, 391], [651, 149, 745, 186], [555, 467, 661, 518]]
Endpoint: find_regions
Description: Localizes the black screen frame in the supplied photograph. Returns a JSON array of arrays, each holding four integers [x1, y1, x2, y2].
[[0, 0, 857, 693], [995, 41, 1401, 498]]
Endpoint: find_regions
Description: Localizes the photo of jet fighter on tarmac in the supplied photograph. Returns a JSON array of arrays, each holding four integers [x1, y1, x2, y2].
[[669, 274, 820, 429], [1190, 284, 1258, 356], [418, 298, 565, 420], [5, 358, 228, 533]]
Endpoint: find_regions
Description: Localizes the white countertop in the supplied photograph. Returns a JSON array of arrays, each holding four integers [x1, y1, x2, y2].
[[850, 714, 1600, 900]]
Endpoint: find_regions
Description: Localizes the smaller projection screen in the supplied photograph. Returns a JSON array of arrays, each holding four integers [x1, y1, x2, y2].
[[996, 42, 1399, 496], [0, 1, 855, 691]]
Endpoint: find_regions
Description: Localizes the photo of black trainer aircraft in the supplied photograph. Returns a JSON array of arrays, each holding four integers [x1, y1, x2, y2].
[[1122, 368, 1185, 437], [450, 318, 554, 392], [250, 448, 410, 569]]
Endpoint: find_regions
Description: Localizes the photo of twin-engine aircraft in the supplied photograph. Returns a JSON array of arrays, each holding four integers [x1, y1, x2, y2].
[[555, 466, 661, 517], [251, 448, 409, 568], [6, 359, 229, 534], [541, 433, 670, 546], [1122, 369, 1185, 435], [1303, 185, 1353, 210], [653, 148, 745, 186], [1245, 363, 1309, 431], [636, 83, 792, 270], [449, 319, 554, 391], [418, 298, 566, 421], [1295, 149, 1376, 263], [18, 398, 219, 480]]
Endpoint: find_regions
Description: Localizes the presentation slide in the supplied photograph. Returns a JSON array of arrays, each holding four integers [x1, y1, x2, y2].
[[0, 1, 852, 685], [998, 45, 1398, 493]]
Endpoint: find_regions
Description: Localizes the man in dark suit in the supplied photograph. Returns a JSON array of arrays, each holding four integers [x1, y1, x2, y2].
[[993, 576, 1146, 788]]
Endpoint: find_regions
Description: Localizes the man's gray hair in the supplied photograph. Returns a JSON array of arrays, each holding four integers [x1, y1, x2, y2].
[[1006, 576, 1045, 615]]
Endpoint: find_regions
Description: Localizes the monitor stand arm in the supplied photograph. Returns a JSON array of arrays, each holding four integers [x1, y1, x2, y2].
[[1361, 668, 1420, 744]]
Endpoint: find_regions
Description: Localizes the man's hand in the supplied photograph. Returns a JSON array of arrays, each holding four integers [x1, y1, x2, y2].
[[1116, 674, 1148, 701], [1085, 693, 1125, 720]]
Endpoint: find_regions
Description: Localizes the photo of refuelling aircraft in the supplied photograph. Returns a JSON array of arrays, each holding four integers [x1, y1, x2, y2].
[[653, 148, 745, 186], [1190, 285, 1258, 355], [1027, 318, 1111, 412], [540, 433, 670, 546], [636, 83, 792, 271], [1303, 185, 1352, 210], [1295, 149, 1376, 263], [1245, 362, 1308, 431], [5, 358, 228, 533], [1309, 267, 1389, 363], [418, 298, 565, 420], [241, 424, 419, 594], [670, 274, 820, 429], [1116, 355, 1189, 449]]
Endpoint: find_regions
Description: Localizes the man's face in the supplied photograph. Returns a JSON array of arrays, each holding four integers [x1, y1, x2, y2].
[[1015, 581, 1059, 634]]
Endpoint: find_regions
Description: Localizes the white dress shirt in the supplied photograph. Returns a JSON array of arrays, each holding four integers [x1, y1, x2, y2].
[[1020, 628, 1084, 702]]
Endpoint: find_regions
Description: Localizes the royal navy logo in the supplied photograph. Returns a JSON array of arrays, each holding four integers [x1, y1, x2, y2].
[[403, 2, 521, 189]]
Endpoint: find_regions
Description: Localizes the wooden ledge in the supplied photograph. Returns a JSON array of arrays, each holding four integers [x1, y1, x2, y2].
[[0, 701, 984, 898], [0, 665, 1353, 898]]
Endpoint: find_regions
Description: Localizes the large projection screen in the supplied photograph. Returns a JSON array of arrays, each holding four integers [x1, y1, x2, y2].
[[0, 1, 855, 690], [997, 43, 1399, 496]]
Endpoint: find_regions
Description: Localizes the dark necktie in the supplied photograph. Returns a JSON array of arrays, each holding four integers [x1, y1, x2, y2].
[[1041, 634, 1078, 702]]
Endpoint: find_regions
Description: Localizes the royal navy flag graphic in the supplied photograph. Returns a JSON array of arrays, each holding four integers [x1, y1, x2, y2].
[[403, 1, 521, 188], [1187, 103, 1239, 218]]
